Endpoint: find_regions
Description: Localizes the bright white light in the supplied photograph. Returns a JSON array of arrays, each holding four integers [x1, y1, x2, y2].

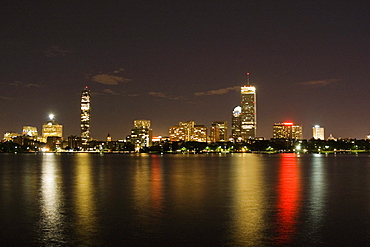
[[49, 114, 54, 120]]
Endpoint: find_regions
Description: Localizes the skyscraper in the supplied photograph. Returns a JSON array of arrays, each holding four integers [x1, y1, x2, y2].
[[312, 125, 325, 140], [81, 86, 91, 146], [232, 73, 257, 142]]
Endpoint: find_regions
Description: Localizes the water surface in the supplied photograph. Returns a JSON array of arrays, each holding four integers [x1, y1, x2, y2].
[[0, 153, 369, 246]]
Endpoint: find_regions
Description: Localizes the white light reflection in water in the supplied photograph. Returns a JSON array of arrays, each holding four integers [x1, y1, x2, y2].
[[74, 153, 98, 245], [230, 154, 266, 245], [308, 154, 327, 241], [39, 153, 66, 245]]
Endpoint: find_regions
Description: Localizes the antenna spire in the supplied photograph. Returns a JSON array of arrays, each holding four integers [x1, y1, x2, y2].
[[246, 72, 250, 86]]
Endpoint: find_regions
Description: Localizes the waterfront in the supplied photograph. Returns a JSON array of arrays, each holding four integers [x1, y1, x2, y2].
[[0, 153, 369, 246]]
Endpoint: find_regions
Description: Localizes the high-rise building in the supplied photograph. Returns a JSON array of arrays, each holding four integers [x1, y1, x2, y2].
[[81, 86, 91, 146], [42, 114, 63, 142], [232, 74, 257, 142], [240, 84, 257, 140], [312, 125, 325, 140], [273, 122, 302, 139], [131, 119, 152, 151], [210, 121, 228, 142], [232, 106, 242, 142], [22, 126, 38, 139]]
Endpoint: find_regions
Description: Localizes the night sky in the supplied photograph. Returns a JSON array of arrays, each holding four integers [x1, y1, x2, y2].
[[1, 1, 369, 140]]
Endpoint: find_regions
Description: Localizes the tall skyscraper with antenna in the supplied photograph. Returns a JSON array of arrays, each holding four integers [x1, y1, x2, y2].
[[240, 73, 257, 140], [81, 86, 91, 146]]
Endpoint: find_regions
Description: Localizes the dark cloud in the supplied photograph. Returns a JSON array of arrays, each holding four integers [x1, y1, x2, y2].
[[0, 96, 13, 101], [103, 89, 119, 95], [45, 46, 71, 57], [91, 74, 130, 85], [148, 91, 184, 100], [300, 79, 339, 86], [195, 86, 240, 96]]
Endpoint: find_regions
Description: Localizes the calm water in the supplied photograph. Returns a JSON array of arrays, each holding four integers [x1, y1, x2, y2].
[[0, 153, 369, 246]]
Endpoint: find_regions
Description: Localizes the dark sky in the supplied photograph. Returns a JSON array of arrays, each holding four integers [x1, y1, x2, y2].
[[0, 1, 369, 140]]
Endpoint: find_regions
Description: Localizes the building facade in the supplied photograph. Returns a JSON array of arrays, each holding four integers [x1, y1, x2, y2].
[[3, 132, 20, 141], [232, 106, 242, 141], [169, 121, 207, 142], [22, 126, 38, 140], [312, 125, 325, 140], [42, 116, 63, 143], [210, 121, 228, 142], [81, 86, 91, 146], [273, 122, 302, 139], [240, 85, 257, 140], [131, 119, 152, 151], [232, 74, 257, 142]]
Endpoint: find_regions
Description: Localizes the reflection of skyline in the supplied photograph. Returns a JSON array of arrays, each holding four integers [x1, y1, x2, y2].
[[133, 154, 165, 229], [1, 153, 369, 246], [74, 153, 98, 244], [308, 154, 327, 243], [40, 153, 65, 244], [275, 153, 301, 245], [231, 154, 266, 245], [150, 155, 163, 212]]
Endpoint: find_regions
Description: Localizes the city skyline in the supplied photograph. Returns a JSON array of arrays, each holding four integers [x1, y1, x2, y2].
[[0, 2, 368, 140]]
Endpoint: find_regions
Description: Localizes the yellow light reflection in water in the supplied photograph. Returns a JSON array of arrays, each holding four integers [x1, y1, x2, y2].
[[150, 155, 163, 212], [40, 153, 65, 244], [133, 154, 151, 212], [133, 154, 164, 225], [231, 154, 266, 245], [74, 153, 97, 244]]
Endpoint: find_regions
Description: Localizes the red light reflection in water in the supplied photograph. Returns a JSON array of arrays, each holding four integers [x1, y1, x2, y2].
[[151, 156, 162, 211], [275, 153, 301, 245]]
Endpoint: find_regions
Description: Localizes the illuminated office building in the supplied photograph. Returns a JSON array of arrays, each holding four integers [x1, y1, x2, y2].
[[240, 84, 257, 140], [312, 125, 325, 140], [22, 126, 38, 139], [131, 119, 152, 151], [134, 120, 151, 129], [232, 106, 242, 141], [273, 122, 302, 139], [232, 74, 257, 142], [42, 114, 63, 142], [81, 86, 91, 145], [210, 121, 228, 142], [169, 121, 207, 142], [3, 132, 20, 141], [194, 125, 207, 142]]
